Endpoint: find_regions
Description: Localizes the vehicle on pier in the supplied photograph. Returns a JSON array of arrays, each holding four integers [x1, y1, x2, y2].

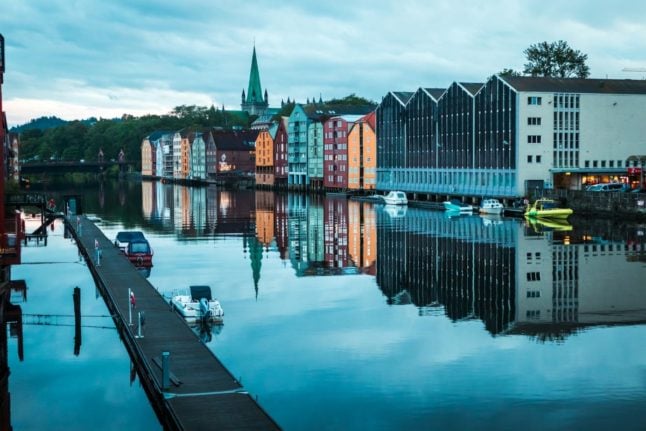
[[170, 285, 224, 323], [124, 238, 154, 267], [114, 231, 146, 253]]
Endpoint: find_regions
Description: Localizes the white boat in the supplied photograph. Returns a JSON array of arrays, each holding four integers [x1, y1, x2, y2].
[[443, 199, 474, 213], [382, 191, 408, 205], [170, 285, 224, 322], [479, 198, 504, 215]]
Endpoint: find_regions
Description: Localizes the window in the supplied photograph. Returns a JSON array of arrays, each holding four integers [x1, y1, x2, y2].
[[526, 271, 541, 281], [527, 155, 533, 163], [609, 160, 614, 168], [585, 160, 590, 168], [601, 160, 606, 168], [527, 117, 542, 125], [536, 155, 542, 163], [528, 96, 542, 105], [528, 135, 542, 144], [527, 290, 541, 298], [593, 160, 598, 168]]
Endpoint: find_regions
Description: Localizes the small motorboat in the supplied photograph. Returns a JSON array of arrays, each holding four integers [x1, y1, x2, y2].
[[170, 285, 224, 322], [524, 198, 573, 220], [479, 198, 504, 215], [382, 191, 408, 205], [443, 199, 474, 213]]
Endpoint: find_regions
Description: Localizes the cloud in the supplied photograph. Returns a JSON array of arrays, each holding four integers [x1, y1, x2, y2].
[[2, 0, 646, 126]]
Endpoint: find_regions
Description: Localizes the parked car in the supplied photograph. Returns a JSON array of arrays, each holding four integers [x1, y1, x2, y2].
[[586, 182, 630, 192]]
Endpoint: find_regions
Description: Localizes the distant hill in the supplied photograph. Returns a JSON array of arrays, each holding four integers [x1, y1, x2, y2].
[[10, 116, 99, 132]]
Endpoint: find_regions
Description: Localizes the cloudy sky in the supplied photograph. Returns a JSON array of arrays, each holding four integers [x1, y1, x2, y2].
[[2, 0, 646, 127]]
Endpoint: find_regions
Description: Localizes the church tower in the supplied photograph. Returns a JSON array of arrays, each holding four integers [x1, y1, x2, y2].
[[241, 45, 269, 116]]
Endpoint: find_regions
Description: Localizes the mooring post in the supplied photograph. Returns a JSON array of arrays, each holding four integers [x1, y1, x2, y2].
[[128, 288, 133, 326], [162, 351, 170, 390], [73, 287, 81, 356], [135, 311, 144, 339]]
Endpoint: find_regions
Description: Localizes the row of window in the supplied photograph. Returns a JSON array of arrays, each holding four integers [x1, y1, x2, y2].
[[584, 160, 628, 168]]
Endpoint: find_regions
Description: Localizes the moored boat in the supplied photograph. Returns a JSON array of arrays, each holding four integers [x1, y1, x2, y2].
[[524, 198, 573, 220], [443, 199, 474, 213], [383, 191, 408, 205], [170, 285, 224, 322], [479, 198, 504, 215]]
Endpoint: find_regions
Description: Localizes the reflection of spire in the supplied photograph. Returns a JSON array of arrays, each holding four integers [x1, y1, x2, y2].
[[249, 235, 263, 300]]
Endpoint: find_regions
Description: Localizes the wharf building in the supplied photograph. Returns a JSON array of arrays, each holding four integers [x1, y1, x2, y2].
[[376, 206, 646, 338], [376, 76, 646, 200], [288, 103, 375, 190]]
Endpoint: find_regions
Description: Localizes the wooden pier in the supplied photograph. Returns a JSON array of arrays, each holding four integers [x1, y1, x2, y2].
[[65, 214, 280, 431]]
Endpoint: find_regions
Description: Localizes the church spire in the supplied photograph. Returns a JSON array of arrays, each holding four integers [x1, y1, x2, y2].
[[246, 45, 263, 104]]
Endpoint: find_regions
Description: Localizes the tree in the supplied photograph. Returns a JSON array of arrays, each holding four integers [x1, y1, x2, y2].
[[523, 40, 590, 78], [498, 68, 522, 77]]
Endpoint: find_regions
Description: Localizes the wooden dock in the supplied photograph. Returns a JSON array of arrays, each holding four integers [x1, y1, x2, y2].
[[65, 214, 280, 431]]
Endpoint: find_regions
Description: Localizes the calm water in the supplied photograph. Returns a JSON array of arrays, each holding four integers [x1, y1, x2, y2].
[[7, 179, 646, 430]]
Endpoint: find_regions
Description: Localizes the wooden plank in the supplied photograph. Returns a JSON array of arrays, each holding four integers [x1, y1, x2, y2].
[[65, 214, 280, 431]]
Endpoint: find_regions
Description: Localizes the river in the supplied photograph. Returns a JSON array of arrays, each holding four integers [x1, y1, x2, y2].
[[7, 178, 646, 430]]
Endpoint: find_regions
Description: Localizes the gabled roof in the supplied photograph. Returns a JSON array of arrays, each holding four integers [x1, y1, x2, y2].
[[391, 91, 414, 105], [302, 103, 375, 121], [500, 76, 646, 95], [212, 129, 260, 151], [459, 82, 484, 96], [424, 87, 446, 101]]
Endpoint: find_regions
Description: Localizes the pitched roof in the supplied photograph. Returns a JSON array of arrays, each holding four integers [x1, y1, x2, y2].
[[500, 76, 646, 95], [424, 87, 446, 101], [211, 129, 260, 150], [459, 82, 484, 95], [302, 103, 375, 120], [392, 91, 414, 105], [246, 46, 264, 103]]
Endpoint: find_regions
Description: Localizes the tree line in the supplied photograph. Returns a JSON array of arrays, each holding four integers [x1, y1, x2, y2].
[[18, 106, 252, 169]]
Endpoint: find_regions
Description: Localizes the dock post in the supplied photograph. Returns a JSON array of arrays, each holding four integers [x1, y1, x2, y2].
[[73, 287, 81, 356], [135, 311, 144, 338], [162, 351, 170, 390], [128, 288, 133, 325]]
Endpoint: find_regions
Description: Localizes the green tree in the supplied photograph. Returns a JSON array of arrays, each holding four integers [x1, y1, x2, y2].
[[498, 68, 522, 77], [523, 40, 590, 78]]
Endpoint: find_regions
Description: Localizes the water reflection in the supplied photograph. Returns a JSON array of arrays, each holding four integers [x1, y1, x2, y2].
[[138, 181, 646, 343]]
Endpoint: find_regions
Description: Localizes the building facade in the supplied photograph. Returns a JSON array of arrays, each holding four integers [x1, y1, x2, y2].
[[348, 111, 377, 190], [323, 115, 362, 190], [376, 76, 646, 198], [288, 104, 310, 186]]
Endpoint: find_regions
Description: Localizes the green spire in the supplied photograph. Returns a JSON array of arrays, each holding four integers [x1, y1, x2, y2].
[[246, 46, 263, 104]]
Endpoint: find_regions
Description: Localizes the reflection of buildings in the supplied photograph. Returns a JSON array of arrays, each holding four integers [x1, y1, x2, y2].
[[376, 208, 646, 340], [141, 182, 255, 238], [377, 209, 516, 334], [288, 195, 376, 276], [511, 229, 646, 341], [348, 201, 376, 275]]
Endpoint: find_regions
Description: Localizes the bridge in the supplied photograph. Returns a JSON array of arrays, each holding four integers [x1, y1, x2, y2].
[[20, 161, 136, 175]]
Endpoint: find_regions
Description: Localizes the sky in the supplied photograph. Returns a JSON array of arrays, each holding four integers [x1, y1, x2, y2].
[[2, 0, 646, 127]]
